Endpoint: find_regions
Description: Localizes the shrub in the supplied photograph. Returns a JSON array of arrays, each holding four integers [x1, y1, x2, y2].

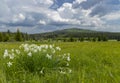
[[3, 44, 72, 81]]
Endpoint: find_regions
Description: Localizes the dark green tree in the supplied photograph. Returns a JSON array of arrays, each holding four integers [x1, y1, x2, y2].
[[92, 37, 96, 42], [98, 36, 102, 41], [117, 36, 120, 41], [15, 29, 22, 41], [25, 32, 29, 41], [3, 34, 9, 42], [102, 36, 108, 41], [87, 37, 91, 41], [80, 37, 84, 42], [69, 37, 74, 42], [0, 32, 3, 42], [7, 29, 11, 34]]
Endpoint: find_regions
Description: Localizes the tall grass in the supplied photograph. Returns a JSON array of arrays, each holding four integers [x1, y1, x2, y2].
[[0, 42, 120, 83], [2, 44, 71, 83]]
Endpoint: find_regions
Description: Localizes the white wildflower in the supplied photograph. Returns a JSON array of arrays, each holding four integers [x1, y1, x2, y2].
[[68, 69, 72, 73], [66, 63, 69, 66], [23, 44, 29, 52], [64, 54, 66, 56], [67, 55, 71, 61], [15, 49, 20, 54], [11, 49, 14, 52], [24, 47, 29, 52], [51, 49, 56, 54], [33, 49, 37, 53], [40, 67, 44, 74], [56, 46, 61, 51], [60, 70, 66, 74], [3, 49, 9, 58], [7, 62, 12, 67], [40, 70, 43, 74], [45, 45, 48, 49], [9, 53, 14, 59], [28, 52, 32, 57], [46, 54, 52, 59], [38, 47, 41, 51], [49, 45, 53, 49]]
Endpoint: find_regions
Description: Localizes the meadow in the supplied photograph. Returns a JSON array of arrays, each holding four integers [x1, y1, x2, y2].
[[0, 42, 120, 83]]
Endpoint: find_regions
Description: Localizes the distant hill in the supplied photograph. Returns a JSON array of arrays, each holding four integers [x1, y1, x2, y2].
[[30, 28, 120, 40], [54, 28, 97, 33], [1, 28, 120, 42]]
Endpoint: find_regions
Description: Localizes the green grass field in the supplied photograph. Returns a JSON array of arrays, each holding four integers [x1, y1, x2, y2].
[[1, 42, 120, 83]]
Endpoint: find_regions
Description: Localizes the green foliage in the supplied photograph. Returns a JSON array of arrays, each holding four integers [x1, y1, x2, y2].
[[31, 28, 120, 41], [0, 32, 3, 42], [2, 44, 71, 82], [102, 36, 108, 41], [80, 37, 84, 42], [86, 37, 91, 41], [0, 42, 120, 82], [1, 28, 120, 42], [15, 29, 22, 41], [98, 36, 102, 41], [3, 34, 9, 42], [92, 37, 96, 42], [25, 33, 29, 41], [7, 29, 11, 34], [69, 37, 74, 42]]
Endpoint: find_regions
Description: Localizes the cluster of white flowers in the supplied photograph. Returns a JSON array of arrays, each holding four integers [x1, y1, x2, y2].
[[19, 44, 59, 54], [3, 44, 72, 74], [3, 49, 9, 58], [3, 49, 21, 67], [46, 54, 52, 59], [7, 62, 12, 67], [27, 52, 32, 57], [59, 67, 72, 74]]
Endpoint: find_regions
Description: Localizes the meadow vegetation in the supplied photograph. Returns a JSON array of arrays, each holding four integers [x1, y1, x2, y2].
[[0, 42, 120, 83]]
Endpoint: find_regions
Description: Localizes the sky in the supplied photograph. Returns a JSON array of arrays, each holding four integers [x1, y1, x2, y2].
[[0, 0, 120, 33]]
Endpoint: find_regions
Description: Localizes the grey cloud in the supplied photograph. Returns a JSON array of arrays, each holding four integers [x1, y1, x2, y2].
[[73, 0, 103, 9], [81, 0, 101, 9], [0, 0, 120, 33], [89, 0, 120, 17], [51, 0, 73, 9], [90, 4, 111, 17]]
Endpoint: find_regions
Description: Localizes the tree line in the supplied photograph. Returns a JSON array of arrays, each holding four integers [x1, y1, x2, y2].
[[0, 29, 120, 42], [0, 29, 29, 42], [30, 31, 120, 42]]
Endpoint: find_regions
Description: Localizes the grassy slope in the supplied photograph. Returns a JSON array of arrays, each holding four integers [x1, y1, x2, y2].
[[0, 42, 120, 83], [31, 28, 98, 39], [57, 28, 96, 33], [57, 42, 120, 83]]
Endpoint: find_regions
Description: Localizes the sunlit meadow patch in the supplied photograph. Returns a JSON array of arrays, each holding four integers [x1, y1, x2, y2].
[[3, 44, 71, 81]]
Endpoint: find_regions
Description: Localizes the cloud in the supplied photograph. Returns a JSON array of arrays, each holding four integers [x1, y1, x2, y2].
[[12, 13, 26, 23], [38, 20, 46, 25], [35, 0, 54, 7], [56, 1, 104, 27], [73, 0, 103, 9], [0, 0, 120, 33], [89, 0, 120, 17], [102, 11, 120, 21]]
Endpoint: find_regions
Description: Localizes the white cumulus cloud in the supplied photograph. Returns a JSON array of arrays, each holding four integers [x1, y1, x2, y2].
[[0, 0, 120, 33]]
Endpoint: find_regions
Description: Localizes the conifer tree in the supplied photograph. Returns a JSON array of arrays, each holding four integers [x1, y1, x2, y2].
[[15, 29, 22, 41], [4, 33, 9, 42], [0, 32, 3, 42]]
